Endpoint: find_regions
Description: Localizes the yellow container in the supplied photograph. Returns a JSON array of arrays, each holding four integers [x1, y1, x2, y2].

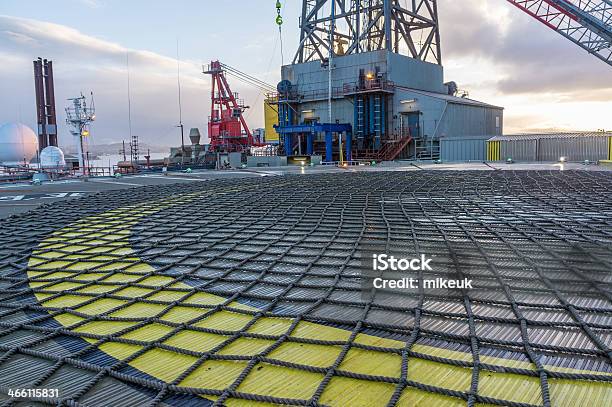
[[264, 96, 279, 142]]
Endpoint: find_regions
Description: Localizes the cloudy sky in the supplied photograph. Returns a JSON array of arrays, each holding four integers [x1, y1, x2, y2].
[[1, 0, 611, 147]]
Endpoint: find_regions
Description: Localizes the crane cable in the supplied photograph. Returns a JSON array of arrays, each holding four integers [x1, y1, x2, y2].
[[276, 0, 284, 66], [224, 72, 273, 93], [221, 63, 275, 92]]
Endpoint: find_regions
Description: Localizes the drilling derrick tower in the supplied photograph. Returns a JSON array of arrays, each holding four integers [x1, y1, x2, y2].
[[294, 0, 442, 65]]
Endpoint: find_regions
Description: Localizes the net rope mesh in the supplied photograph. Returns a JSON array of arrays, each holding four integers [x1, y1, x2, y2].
[[0, 170, 610, 407]]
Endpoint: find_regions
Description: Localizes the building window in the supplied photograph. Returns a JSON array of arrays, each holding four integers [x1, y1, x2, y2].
[[495, 116, 500, 129]]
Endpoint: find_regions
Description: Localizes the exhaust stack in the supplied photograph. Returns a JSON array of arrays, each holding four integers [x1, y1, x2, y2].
[[33, 58, 58, 151]]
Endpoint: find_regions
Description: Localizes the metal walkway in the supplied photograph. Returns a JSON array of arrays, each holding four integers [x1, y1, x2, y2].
[[0, 171, 610, 406]]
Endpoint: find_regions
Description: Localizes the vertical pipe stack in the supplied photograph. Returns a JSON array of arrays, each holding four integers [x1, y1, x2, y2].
[[33, 59, 47, 151], [44, 60, 58, 147], [355, 92, 387, 151], [33, 58, 58, 151]]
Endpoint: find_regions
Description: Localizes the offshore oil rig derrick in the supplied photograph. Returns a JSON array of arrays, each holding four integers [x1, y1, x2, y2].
[[270, 0, 504, 163]]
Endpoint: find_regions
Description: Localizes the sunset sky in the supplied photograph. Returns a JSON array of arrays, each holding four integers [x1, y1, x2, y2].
[[1, 0, 611, 147]]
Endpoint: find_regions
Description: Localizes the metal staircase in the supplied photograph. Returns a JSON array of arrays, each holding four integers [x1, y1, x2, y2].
[[356, 134, 413, 161]]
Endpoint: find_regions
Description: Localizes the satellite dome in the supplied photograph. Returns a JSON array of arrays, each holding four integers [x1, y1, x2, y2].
[[40, 146, 66, 169], [0, 123, 38, 164]]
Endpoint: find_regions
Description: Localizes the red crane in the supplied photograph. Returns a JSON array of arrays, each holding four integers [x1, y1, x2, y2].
[[505, 0, 611, 66], [204, 61, 258, 153]]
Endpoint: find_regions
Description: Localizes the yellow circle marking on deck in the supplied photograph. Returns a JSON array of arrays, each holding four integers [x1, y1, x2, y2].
[[26, 193, 611, 407]]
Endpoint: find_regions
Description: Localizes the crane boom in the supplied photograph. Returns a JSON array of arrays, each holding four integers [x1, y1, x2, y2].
[[204, 61, 259, 153], [505, 0, 612, 66]]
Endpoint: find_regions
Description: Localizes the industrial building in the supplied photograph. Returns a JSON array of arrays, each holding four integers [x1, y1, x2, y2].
[[271, 1, 503, 163], [487, 131, 612, 162]]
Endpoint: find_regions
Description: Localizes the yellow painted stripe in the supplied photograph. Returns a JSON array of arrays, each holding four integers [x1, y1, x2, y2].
[[26, 194, 612, 406], [486, 141, 501, 162]]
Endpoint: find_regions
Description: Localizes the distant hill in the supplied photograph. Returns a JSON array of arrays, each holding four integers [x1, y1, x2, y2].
[[60, 142, 170, 155]]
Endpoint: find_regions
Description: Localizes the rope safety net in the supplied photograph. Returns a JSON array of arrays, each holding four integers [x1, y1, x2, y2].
[[0, 171, 610, 406]]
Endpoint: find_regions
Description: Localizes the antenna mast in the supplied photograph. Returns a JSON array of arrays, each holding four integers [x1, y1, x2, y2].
[[176, 40, 185, 164], [126, 52, 138, 163], [65, 93, 96, 176]]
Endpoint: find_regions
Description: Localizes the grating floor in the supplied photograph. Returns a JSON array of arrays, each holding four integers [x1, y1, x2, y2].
[[0, 171, 610, 407]]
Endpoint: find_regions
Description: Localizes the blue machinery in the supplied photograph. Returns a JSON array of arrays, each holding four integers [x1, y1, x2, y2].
[[275, 122, 353, 162], [351, 68, 391, 152], [354, 93, 385, 150], [275, 69, 389, 162]]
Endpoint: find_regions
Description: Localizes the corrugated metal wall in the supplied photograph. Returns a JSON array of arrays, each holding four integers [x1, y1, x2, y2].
[[298, 99, 355, 131], [440, 138, 487, 161], [538, 136, 608, 161], [438, 104, 503, 139], [501, 139, 537, 161], [387, 52, 445, 93], [490, 136, 609, 162]]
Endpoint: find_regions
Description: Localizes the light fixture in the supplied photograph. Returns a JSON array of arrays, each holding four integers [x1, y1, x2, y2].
[[400, 99, 417, 104], [81, 130, 90, 137], [301, 109, 314, 114], [365, 72, 374, 80], [559, 156, 567, 163]]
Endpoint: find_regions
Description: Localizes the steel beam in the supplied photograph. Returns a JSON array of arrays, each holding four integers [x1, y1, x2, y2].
[[293, 0, 441, 65], [506, 0, 612, 66]]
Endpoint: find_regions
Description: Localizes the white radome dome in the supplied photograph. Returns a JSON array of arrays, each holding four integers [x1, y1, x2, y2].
[[0, 123, 38, 164], [40, 146, 66, 169]]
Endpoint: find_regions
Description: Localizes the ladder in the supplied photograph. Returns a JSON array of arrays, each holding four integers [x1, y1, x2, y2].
[[355, 96, 365, 137], [373, 95, 381, 135]]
